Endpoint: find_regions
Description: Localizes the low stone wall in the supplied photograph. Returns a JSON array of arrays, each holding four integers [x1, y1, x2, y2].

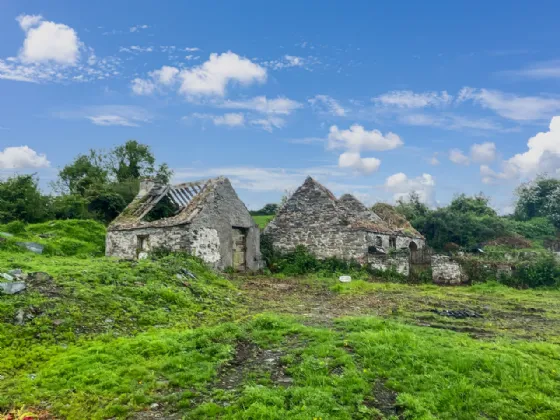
[[431, 255, 467, 285], [369, 253, 409, 276]]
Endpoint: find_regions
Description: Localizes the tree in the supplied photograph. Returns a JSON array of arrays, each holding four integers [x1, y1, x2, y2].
[[54, 140, 173, 224], [394, 192, 429, 222], [515, 176, 560, 226], [0, 174, 50, 223], [111, 140, 156, 182], [250, 203, 279, 216], [448, 193, 496, 217], [56, 150, 109, 196]]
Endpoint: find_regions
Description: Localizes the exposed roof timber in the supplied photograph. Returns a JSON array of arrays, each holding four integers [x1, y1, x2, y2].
[[136, 185, 171, 220]]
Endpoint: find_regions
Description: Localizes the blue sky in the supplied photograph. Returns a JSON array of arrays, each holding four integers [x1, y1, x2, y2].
[[1, 1, 560, 211]]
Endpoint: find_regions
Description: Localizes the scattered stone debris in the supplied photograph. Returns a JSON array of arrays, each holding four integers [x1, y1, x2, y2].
[[0, 282, 26, 295], [1, 272, 14, 281], [217, 340, 292, 391], [14, 308, 25, 325], [179, 268, 197, 279], [339, 275, 352, 283], [430, 308, 482, 319], [15, 241, 44, 254], [8, 269, 23, 277]]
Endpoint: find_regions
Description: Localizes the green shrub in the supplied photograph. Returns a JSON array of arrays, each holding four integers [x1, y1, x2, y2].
[[3, 220, 27, 235], [505, 255, 560, 288]]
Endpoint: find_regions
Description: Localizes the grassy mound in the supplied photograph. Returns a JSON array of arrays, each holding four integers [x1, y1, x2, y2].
[[0, 219, 106, 257]]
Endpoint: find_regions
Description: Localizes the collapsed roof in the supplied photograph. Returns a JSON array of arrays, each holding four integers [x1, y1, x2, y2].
[[109, 177, 221, 230]]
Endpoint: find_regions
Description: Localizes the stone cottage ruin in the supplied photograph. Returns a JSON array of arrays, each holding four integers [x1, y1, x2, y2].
[[106, 177, 261, 271], [264, 177, 425, 274]]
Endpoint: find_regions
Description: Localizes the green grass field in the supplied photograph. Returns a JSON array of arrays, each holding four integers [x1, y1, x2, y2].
[[252, 215, 275, 229], [1, 221, 560, 419]]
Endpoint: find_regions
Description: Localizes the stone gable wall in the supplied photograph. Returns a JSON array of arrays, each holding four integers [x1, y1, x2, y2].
[[106, 178, 261, 271]]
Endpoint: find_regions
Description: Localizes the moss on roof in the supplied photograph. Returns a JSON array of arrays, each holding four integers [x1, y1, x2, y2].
[[371, 202, 423, 238]]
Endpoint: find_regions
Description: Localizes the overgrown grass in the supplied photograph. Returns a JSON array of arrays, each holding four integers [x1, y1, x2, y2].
[[0, 219, 106, 257], [252, 215, 274, 229], [4, 313, 559, 419]]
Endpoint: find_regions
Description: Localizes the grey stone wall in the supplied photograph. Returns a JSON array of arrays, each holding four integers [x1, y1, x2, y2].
[[432, 255, 467, 285], [369, 252, 410, 276], [264, 178, 370, 262], [264, 177, 425, 264], [106, 225, 195, 260], [106, 178, 261, 271], [191, 178, 261, 270]]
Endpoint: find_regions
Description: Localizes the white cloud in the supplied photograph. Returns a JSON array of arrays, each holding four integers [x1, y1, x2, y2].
[[150, 65, 179, 85], [504, 61, 560, 79], [374, 90, 452, 108], [328, 124, 403, 152], [119, 45, 154, 54], [428, 153, 440, 165], [16, 14, 43, 31], [131, 78, 156, 95], [219, 96, 302, 115], [470, 142, 496, 163], [0, 146, 50, 169], [129, 24, 149, 33], [385, 172, 435, 204], [1, 16, 122, 84], [309, 95, 346, 116], [87, 115, 140, 127], [250, 116, 285, 132], [338, 152, 380, 174], [263, 54, 317, 70], [399, 113, 504, 131], [17, 15, 80, 65], [458, 87, 560, 121], [179, 51, 266, 96], [191, 112, 245, 127], [449, 149, 470, 165], [483, 116, 560, 182], [131, 52, 267, 98], [184, 47, 200, 52], [57, 105, 152, 127]]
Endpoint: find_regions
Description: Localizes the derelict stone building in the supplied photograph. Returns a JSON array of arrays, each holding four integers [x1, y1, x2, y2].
[[106, 177, 261, 271], [264, 177, 425, 266]]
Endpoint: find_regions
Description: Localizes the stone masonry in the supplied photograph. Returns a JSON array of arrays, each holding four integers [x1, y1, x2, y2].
[[264, 177, 424, 266]]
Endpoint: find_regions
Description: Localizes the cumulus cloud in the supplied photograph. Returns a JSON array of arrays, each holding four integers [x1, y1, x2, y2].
[[17, 14, 80, 65], [150, 65, 179, 85], [385, 172, 435, 204], [191, 112, 245, 127], [449, 149, 470, 165], [470, 142, 497, 163], [131, 78, 156, 95], [131, 52, 267, 97], [338, 152, 380, 174], [482, 116, 560, 183], [1, 16, 122, 84], [374, 90, 452, 108], [458, 87, 560, 121], [328, 124, 403, 152], [179, 51, 266, 96], [0, 146, 50, 169], [308, 95, 346, 116]]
